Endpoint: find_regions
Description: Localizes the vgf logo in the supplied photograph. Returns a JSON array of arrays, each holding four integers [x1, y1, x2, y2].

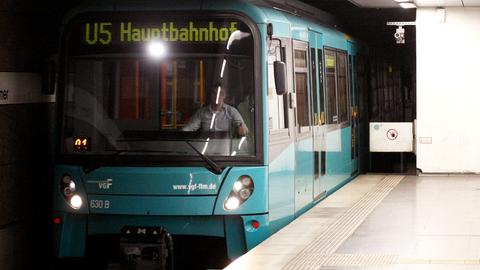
[[98, 178, 113, 189], [87, 178, 114, 190]]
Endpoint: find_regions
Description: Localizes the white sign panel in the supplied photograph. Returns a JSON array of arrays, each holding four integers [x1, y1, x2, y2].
[[370, 122, 413, 152], [0, 72, 55, 105]]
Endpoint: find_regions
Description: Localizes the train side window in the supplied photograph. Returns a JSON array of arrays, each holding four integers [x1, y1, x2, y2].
[[294, 49, 311, 129], [324, 48, 337, 124], [317, 49, 324, 125], [336, 51, 349, 123], [310, 48, 319, 126], [267, 41, 288, 131]]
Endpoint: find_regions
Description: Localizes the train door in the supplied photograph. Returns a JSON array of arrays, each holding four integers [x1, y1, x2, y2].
[[317, 44, 327, 193], [309, 31, 327, 201], [348, 42, 359, 174], [267, 37, 296, 232], [292, 40, 315, 215]]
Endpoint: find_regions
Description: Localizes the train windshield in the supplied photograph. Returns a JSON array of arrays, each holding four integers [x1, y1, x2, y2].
[[61, 14, 257, 161]]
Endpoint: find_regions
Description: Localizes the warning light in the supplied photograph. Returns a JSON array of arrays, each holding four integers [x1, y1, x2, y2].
[[53, 217, 62, 225], [251, 220, 260, 229], [73, 137, 91, 151]]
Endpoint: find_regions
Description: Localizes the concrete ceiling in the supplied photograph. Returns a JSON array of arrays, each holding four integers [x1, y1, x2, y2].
[[348, 0, 480, 7]]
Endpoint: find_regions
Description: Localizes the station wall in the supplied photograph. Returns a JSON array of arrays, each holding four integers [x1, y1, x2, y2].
[[416, 8, 480, 173], [0, 2, 58, 269]]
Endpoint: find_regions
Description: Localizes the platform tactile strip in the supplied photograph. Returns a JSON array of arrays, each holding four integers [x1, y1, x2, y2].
[[283, 175, 405, 269]]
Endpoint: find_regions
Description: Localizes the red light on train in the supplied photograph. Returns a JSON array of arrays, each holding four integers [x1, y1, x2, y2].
[[53, 217, 62, 225]]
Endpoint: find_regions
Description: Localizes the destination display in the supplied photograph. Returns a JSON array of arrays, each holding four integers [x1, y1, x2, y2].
[[68, 14, 253, 55], [84, 21, 239, 44]]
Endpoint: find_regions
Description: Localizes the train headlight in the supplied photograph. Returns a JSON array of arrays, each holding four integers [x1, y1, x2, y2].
[[225, 197, 240, 210], [60, 174, 83, 210], [224, 175, 254, 211], [70, 195, 83, 210]]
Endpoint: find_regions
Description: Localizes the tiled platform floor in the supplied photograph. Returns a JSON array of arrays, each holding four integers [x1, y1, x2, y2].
[[225, 174, 480, 270]]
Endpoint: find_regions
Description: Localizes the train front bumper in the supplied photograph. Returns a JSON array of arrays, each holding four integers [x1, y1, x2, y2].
[[53, 212, 270, 260]]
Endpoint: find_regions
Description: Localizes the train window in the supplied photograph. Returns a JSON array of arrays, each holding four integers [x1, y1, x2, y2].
[[324, 48, 337, 124], [317, 49, 324, 125], [294, 49, 311, 128], [267, 41, 288, 131], [336, 51, 349, 123], [295, 50, 307, 68], [310, 48, 319, 126], [62, 17, 257, 158]]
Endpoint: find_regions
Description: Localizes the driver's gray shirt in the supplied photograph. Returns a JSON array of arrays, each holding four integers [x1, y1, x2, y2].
[[182, 104, 246, 132]]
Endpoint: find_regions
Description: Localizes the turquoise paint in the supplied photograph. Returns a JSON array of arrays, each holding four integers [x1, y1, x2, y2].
[[259, 7, 291, 37], [241, 214, 270, 250], [294, 138, 314, 215], [54, 212, 87, 257], [267, 20, 291, 38], [82, 166, 226, 196], [268, 143, 295, 234], [202, 0, 267, 24], [291, 27, 309, 41], [214, 167, 268, 215], [87, 214, 225, 237], [225, 216, 247, 259], [323, 127, 353, 191], [87, 194, 216, 215]]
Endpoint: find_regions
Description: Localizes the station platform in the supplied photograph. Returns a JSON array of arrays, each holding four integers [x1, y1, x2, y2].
[[225, 174, 480, 270]]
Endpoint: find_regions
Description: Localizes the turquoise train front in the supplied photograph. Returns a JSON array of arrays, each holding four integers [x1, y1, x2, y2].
[[53, 0, 366, 267], [54, 165, 269, 260]]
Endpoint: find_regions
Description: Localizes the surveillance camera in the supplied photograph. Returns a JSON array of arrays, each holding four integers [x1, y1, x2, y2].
[[394, 26, 405, 44]]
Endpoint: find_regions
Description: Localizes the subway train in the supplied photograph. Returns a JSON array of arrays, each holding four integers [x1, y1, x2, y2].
[[52, 0, 370, 268]]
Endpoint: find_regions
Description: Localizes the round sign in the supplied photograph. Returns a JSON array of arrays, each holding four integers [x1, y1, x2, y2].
[[386, 129, 398, 140]]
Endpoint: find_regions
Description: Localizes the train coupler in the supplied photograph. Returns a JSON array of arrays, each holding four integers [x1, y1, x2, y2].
[[115, 226, 174, 270]]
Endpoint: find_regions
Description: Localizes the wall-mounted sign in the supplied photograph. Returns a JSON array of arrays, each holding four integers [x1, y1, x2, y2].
[[370, 122, 413, 152], [0, 73, 55, 105]]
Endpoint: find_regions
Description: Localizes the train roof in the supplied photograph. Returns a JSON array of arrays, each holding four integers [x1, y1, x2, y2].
[[62, 0, 363, 48], [64, 0, 338, 29]]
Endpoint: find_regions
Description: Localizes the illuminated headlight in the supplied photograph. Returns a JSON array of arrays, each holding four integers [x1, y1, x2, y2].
[[60, 174, 82, 210], [70, 195, 83, 210], [224, 175, 254, 211], [225, 197, 240, 210]]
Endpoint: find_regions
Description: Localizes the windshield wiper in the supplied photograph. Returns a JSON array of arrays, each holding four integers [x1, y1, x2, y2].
[[118, 136, 224, 174], [184, 141, 223, 175], [82, 149, 189, 174]]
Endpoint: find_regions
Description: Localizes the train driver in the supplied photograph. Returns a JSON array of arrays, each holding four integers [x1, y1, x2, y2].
[[182, 86, 248, 137]]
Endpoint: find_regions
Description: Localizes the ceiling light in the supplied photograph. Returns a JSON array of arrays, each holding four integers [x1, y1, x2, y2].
[[399, 2, 416, 8], [395, 0, 410, 2]]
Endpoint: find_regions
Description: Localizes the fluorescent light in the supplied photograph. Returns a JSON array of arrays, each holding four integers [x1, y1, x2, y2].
[[395, 0, 410, 2], [399, 2, 416, 8]]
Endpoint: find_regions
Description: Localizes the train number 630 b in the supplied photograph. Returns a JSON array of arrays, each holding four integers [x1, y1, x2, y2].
[[89, 199, 110, 209]]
